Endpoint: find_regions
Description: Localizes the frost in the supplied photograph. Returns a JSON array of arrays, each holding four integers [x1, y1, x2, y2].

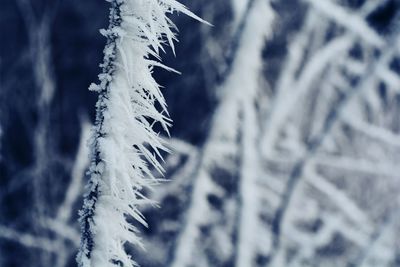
[[89, 83, 101, 92], [77, 0, 204, 267]]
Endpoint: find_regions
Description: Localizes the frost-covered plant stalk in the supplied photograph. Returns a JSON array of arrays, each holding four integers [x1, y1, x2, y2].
[[77, 0, 204, 266]]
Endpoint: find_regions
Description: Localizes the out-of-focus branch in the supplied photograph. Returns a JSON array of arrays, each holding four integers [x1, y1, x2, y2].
[[354, 211, 399, 267], [56, 120, 91, 222], [169, 1, 275, 266], [314, 155, 400, 178], [266, 0, 400, 261], [305, 0, 384, 48], [269, 34, 399, 264], [304, 162, 373, 231], [0, 225, 59, 253]]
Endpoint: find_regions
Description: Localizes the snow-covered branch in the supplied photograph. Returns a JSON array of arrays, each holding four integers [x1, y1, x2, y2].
[[77, 1, 204, 266]]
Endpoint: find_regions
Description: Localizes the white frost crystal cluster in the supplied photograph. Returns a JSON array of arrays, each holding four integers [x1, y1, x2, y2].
[[77, 0, 204, 266]]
